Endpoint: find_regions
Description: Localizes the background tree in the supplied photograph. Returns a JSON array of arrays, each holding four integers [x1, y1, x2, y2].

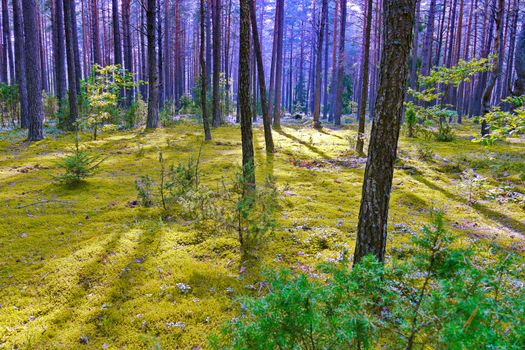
[[146, 0, 159, 129], [201, 0, 212, 141]]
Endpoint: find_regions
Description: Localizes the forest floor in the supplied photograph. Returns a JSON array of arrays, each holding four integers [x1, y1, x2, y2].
[[1, 120, 524, 349]]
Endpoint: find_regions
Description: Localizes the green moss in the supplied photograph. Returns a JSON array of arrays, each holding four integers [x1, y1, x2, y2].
[[0, 122, 524, 348]]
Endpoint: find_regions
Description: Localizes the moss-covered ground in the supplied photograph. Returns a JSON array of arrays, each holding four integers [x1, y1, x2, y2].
[[1, 121, 524, 349]]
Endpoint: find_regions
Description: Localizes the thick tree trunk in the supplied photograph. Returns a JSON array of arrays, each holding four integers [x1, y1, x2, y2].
[[239, 0, 255, 187], [354, 0, 417, 264], [356, 0, 373, 155], [512, 16, 525, 95], [146, 0, 159, 129], [12, 0, 29, 128], [22, 0, 44, 141], [312, 0, 328, 129], [63, 0, 78, 129], [200, 0, 212, 140], [333, 0, 347, 126], [112, 0, 122, 66]]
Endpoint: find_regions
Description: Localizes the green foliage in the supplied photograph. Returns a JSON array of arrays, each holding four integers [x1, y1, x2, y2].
[[123, 94, 147, 129], [135, 175, 154, 207], [457, 169, 489, 204], [416, 143, 434, 161], [476, 95, 525, 145], [80, 64, 139, 139], [55, 135, 104, 185], [212, 212, 525, 350], [404, 106, 418, 137], [159, 102, 176, 127], [0, 83, 19, 127]]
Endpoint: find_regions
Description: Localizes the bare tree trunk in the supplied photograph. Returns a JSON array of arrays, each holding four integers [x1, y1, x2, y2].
[[22, 0, 44, 141], [212, 0, 222, 126], [272, 0, 284, 127], [52, 0, 67, 101], [354, 0, 417, 264], [481, 0, 504, 136], [64, 0, 78, 129], [91, 0, 102, 65], [12, 0, 29, 128], [112, 0, 122, 66], [200, 0, 212, 140], [146, 0, 159, 129], [421, 0, 436, 77], [122, 0, 133, 105], [333, 0, 347, 126], [249, 0, 274, 153], [356, 0, 373, 155], [312, 0, 328, 129], [239, 0, 255, 186]]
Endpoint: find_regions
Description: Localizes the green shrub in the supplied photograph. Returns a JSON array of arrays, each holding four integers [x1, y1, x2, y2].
[[416, 143, 434, 161], [135, 175, 154, 207], [211, 212, 525, 349], [405, 107, 418, 137], [55, 136, 104, 185]]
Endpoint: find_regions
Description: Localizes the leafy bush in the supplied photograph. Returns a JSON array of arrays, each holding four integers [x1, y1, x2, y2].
[[211, 212, 525, 350], [135, 175, 154, 207], [404, 106, 418, 137], [0, 83, 19, 128], [55, 136, 104, 185], [416, 143, 434, 161]]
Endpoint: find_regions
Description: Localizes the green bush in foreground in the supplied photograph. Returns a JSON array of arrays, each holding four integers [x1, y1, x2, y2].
[[55, 136, 104, 185], [211, 212, 525, 349]]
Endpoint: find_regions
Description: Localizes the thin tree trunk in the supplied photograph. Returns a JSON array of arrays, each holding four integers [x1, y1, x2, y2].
[[272, 0, 284, 127], [12, 0, 29, 128], [313, 0, 328, 129], [212, 0, 222, 126], [200, 0, 212, 140], [52, 0, 67, 101], [333, 0, 347, 125], [146, 0, 159, 129], [63, 0, 78, 129]]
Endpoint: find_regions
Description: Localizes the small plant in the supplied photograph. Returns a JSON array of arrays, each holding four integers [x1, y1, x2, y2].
[[416, 143, 434, 161], [135, 175, 154, 207], [55, 135, 104, 185], [405, 106, 418, 137], [458, 168, 488, 204]]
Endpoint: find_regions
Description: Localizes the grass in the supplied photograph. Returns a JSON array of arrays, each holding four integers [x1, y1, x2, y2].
[[0, 120, 524, 349]]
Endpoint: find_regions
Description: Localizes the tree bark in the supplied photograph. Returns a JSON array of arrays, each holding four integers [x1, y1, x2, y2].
[[212, 0, 222, 126], [146, 0, 159, 129], [333, 0, 347, 126], [22, 0, 44, 141], [122, 0, 133, 105], [52, 0, 67, 101], [63, 0, 78, 129], [272, 0, 284, 127], [421, 0, 436, 77], [12, 0, 29, 128], [356, 0, 373, 155], [312, 0, 328, 129], [112, 0, 122, 66], [249, 0, 274, 153], [354, 0, 417, 264], [239, 0, 255, 187], [200, 0, 212, 140]]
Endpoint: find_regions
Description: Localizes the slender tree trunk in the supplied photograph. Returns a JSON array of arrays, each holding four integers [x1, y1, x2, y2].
[[272, 0, 284, 127], [421, 0, 436, 77], [52, 0, 67, 101], [333, 0, 347, 125], [356, 0, 373, 155], [63, 0, 78, 129], [354, 0, 417, 264], [2, 0, 14, 83], [122, 0, 133, 105], [511, 4, 525, 95], [249, 0, 274, 153], [12, 0, 29, 128], [112, 0, 122, 66], [146, 0, 159, 129], [313, 0, 328, 129], [91, 0, 102, 65], [212, 0, 222, 126], [200, 0, 212, 140], [239, 0, 255, 187], [22, 0, 44, 141], [481, 0, 504, 136]]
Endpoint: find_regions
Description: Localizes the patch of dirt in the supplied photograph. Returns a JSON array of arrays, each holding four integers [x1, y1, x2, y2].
[[13, 164, 49, 173]]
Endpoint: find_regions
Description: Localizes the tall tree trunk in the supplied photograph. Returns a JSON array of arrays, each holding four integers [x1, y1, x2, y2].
[[354, 0, 417, 264], [146, 0, 159, 129], [63, 0, 78, 129], [12, 0, 29, 128], [22, 0, 44, 141], [70, 0, 82, 91], [356, 0, 373, 155], [239, 0, 255, 187], [2, 0, 14, 83], [212, 0, 222, 126], [91, 0, 102, 65], [512, 7, 525, 95], [200, 0, 212, 140], [122, 0, 133, 105], [249, 0, 274, 153], [53, 0, 67, 101], [333, 0, 347, 125], [312, 0, 328, 129], [272, 0, 284, 127], [112, 0, 122, 66], [421, 0, 436, 77], [481, 0, 504, 136]]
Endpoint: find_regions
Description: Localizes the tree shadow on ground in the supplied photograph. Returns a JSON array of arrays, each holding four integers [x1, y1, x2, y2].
[[275, 128, 332, 160], [411, 174, 525, 235]]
